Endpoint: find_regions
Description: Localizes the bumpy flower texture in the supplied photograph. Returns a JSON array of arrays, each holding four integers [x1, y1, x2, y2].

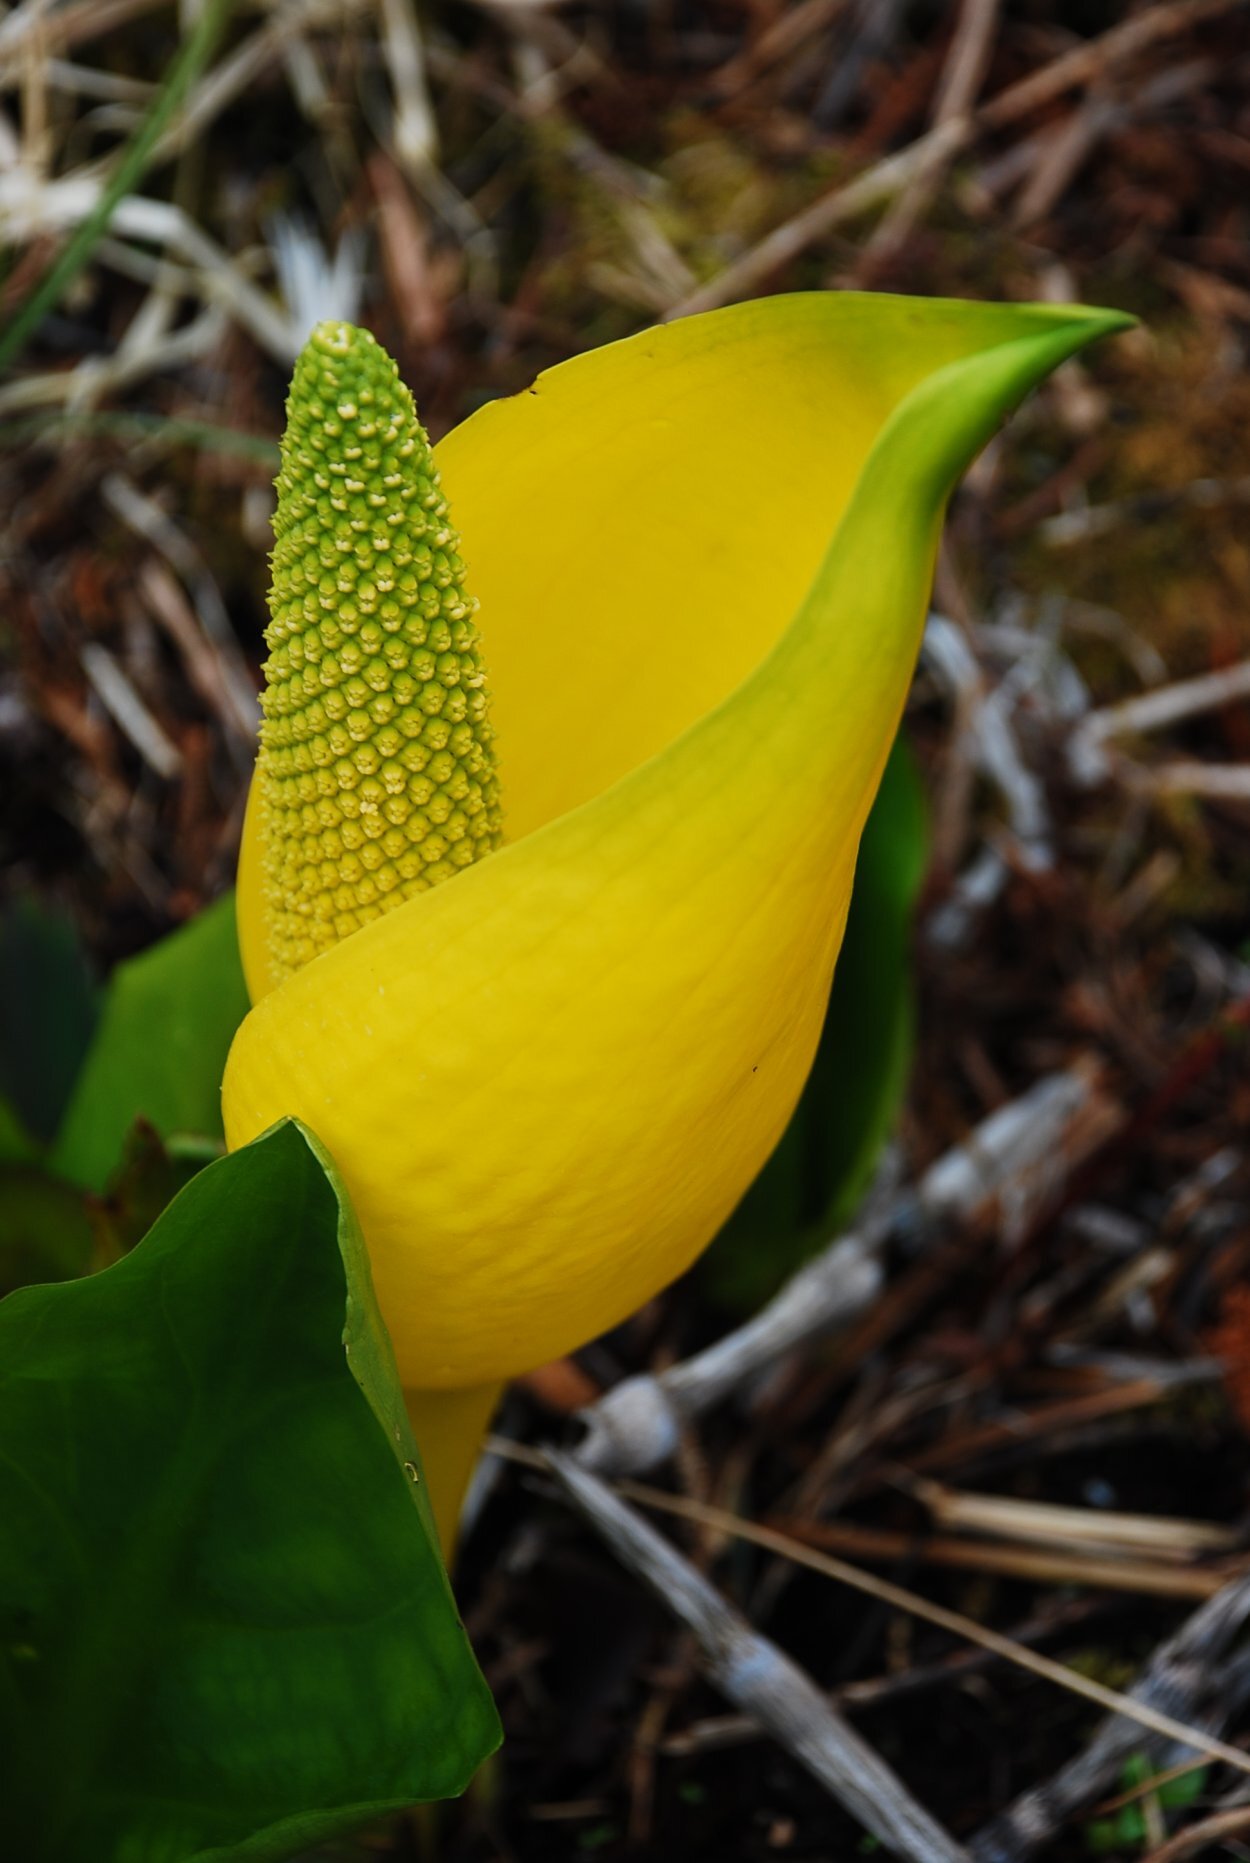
[[255, 324, 502, 980], [225, 294, 1130, 1544]]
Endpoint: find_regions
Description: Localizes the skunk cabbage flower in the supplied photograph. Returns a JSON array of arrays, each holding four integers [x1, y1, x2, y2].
[[224, 293, 1128, 1545]]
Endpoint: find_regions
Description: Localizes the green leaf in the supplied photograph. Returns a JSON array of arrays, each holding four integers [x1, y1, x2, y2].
[[0, 1098, 41, 1167], [1082, 1755, 1208, 1854], [812, 730, 929, 1226], [0, 1119, 501, 1862], [1158, 1765, 1207, 1811], [53, 893, 250, 1191], [0, 1163, 94, 1295], [85, 1121, 213, 1270], [703, 737, 928, 1311], [0, 896, 99, 1145]]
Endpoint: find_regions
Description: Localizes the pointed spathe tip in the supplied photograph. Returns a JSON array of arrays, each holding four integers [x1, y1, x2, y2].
[[1043, 302, 1138, 340]]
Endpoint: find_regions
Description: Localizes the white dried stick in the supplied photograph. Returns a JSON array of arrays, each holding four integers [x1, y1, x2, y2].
[[547, 1447, 973, 1863]]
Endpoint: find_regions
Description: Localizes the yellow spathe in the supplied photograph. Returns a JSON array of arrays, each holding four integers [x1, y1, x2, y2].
[[225, 293, 1130, 1538]]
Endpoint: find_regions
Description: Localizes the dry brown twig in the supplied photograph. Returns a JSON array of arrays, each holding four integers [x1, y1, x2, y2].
[[0, 0, 165, 73], [669, 0, 1250, 318], [914, 1482, 1237, 1559], [1067, 656, 1250, 806], [923, 610, 1053, 864], [707, 0, 850, 101], [615, 1483, 1250, 1783], [541, 1447, 975, 1863], [379, 0, 439, 177], [0, 181, 295, 372], [773, 1515, 1241, 1604], [660, 1597, 1109, 1759], [78, 640, 182, 781], [1073, 659, 1250, 756], [858, 0, 1002, 271], [1143, 763, 1250, 802], [102, 474, 259, 755], [1042, 480, 1250, 550], [488, 1445, 1250, 1859], [1141, 1805, 1250, 1862], [149, 0, 371, 167], [971, 1577, 1250, 1861]]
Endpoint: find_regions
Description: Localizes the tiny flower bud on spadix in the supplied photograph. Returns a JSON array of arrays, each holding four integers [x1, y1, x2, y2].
[[258, 322, 501, 982]]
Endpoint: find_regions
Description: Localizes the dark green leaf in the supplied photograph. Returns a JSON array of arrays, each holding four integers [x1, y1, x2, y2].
[[0, 895, 99, 1144], [53, 893, 250, 1190], [704, 738, 928, 1311], [86, 1121, 213, 1269], [811, 730, 929, 1226], [0, 1118, 501, 1862], [1158, 1765, 1207, 1811], [0, 1098, 41, 1167], [0, 1163, 94, 1295]]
